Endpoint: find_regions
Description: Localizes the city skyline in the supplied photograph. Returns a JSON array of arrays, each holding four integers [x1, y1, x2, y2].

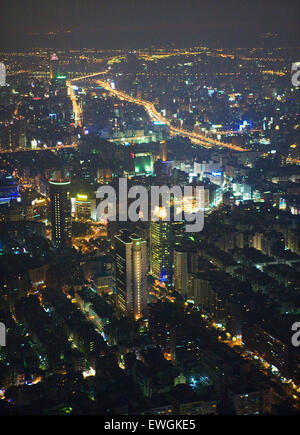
[[0, 0, 300, 419]]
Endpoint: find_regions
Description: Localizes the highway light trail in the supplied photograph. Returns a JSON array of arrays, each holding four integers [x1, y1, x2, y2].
[[66, 70, 109, 128], [69, 68, 247, 152]]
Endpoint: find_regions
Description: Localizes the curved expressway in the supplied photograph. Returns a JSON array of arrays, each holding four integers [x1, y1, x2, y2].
[[69, 71, 247, 152]]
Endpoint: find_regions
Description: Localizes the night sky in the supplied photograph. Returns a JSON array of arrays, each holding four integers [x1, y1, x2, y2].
[[1, 0, 299, 49]]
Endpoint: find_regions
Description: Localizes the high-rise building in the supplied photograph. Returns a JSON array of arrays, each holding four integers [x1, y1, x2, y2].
[[173, 247, 188, 296], [50, 53, 60, 81], [49, 179, 72, 249], [150, 207, 173, 282], [74, 193, 96, 220], [148, 302, 177, 362], [115, 230, 147, 319], [159, 140, 167, 162], [0, 118, 26, 151]]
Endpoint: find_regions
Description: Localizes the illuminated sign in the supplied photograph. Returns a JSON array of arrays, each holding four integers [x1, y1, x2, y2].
[[49, 180, 71, 186], [77, 194, 88, 200]]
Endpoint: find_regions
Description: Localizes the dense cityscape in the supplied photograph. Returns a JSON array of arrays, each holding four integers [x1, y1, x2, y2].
[[0, 0, 300, 420]]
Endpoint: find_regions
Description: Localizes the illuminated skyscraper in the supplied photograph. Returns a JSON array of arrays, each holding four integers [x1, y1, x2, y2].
[[49, 180, 72, 249], [159, 140, 167, 162], [0, 118, 26, 151], [173, 247, 188, 296], [75, 193, 96, 220], [50, 53, 60, 81], [115, 230, 147, 320], [150, 207, 173, 282]]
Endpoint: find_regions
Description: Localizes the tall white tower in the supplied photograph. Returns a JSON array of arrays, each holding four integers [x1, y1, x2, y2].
[[115, 230, 148, 319]]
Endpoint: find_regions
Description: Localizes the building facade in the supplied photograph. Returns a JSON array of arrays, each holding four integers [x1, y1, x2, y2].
[[115, 230, 147, 319], [49, 179, 72, 249]]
